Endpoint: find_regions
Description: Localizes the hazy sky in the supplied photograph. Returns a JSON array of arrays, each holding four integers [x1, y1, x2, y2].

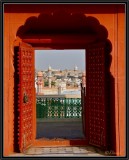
[[35, 50, 86, 71]]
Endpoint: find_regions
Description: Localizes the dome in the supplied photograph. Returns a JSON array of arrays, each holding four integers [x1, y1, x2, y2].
[[37, 71, 43, 77], [48, 65, 52, 71], [74, 65, 78, 71]]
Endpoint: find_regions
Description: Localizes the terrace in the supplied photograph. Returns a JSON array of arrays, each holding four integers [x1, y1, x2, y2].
[[36, 90, 86, 140]]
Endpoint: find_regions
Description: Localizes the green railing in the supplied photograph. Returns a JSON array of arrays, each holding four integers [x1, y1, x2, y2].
[[36, 96, 82, 119]]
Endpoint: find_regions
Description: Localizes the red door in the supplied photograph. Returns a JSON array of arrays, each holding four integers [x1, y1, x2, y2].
[[85, 42, 108, 149], [17, 42, 35, 152], [81, 83, 86, 137]]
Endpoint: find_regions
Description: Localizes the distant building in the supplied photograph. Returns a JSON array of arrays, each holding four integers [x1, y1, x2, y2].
[[74, 65, 78, 84], [82, 72, 86, 88], [35, 65, 84, 90], [48, 65, 52, 88], [36, 71, 44, 94]]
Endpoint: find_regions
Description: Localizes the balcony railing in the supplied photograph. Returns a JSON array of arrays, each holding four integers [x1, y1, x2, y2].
[[36, 95, 82, 119]]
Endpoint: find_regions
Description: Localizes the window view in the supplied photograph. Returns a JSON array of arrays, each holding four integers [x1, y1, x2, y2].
[[35, 49, 86, 139]]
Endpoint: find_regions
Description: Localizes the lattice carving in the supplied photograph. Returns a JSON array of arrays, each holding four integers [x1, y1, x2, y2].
[[36, 97, 82, 119]]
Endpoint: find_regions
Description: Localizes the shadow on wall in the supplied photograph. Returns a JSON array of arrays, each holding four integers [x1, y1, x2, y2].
[[15, 11, 116, 153], [105, 39, 116, 154], [16, 11, 108, 41], [13, 46, 20, 152], [72, 40, 116, 153]]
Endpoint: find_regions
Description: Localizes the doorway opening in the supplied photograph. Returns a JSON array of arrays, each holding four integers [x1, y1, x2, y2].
[[35, 49, 86, 140], [13, 11, 114, 153]]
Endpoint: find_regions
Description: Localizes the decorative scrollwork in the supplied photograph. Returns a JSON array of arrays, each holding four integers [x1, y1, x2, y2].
[[36, 97, 82, 119]]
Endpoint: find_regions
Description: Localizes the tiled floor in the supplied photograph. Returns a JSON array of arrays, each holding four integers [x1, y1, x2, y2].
[[9, 146, 106, 157]]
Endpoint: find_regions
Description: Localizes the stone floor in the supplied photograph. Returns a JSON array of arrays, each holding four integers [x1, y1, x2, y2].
[[9, 146, 106, 157], [36, 119, 85, 139], [8, 119, 108, 157]]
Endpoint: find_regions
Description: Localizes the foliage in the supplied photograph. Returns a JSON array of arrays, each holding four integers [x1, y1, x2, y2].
[[51, 81, 56, 86], [44, 81, 49, 86]]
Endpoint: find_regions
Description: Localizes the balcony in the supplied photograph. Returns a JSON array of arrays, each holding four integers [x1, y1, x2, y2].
[[36, 95, 84, 139], [36, 95, 82, 119]]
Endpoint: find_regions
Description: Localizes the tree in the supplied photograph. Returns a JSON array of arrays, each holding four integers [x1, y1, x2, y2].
[[51, 81, 56, 87], [44, 81, 49, 86]]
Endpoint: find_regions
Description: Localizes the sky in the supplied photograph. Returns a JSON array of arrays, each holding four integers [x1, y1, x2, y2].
[[35, 50, 86, 71]]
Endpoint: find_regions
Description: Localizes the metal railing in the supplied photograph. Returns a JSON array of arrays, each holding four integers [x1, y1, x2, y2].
[[36, 96, 82, 119]]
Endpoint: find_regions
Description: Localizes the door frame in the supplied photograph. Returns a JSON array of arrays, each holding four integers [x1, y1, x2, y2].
[[13, 34, 111, 150]]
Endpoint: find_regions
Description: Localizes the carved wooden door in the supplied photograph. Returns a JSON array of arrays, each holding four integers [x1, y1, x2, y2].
[[86, 42, 108, 149], [17, 42, 35, 152]]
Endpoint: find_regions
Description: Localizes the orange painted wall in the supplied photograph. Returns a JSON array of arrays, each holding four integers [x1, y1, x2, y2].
[[85, 6, 125, 156], [117, 8, 126, 156], [4, 13, 10, 156], [4, 12, 39, 156], [3, 4, 125, 156]]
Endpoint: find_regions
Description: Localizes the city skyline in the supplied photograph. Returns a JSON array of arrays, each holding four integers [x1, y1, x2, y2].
[[35, 50, 86, 71]]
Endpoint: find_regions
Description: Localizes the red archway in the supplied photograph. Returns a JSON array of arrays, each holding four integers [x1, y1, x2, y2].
[[3, 4, 126, 156], [13, 12, 114, 153]]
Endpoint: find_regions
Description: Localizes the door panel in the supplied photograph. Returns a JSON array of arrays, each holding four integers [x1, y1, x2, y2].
[[81, 83, 86, 137], [17, 42, 35, 152], [86, 42, 108, 149]]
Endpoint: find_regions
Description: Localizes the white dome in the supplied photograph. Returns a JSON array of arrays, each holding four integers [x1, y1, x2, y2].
[[48, 65, 52, 70], [74, 66, 78, 71]]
